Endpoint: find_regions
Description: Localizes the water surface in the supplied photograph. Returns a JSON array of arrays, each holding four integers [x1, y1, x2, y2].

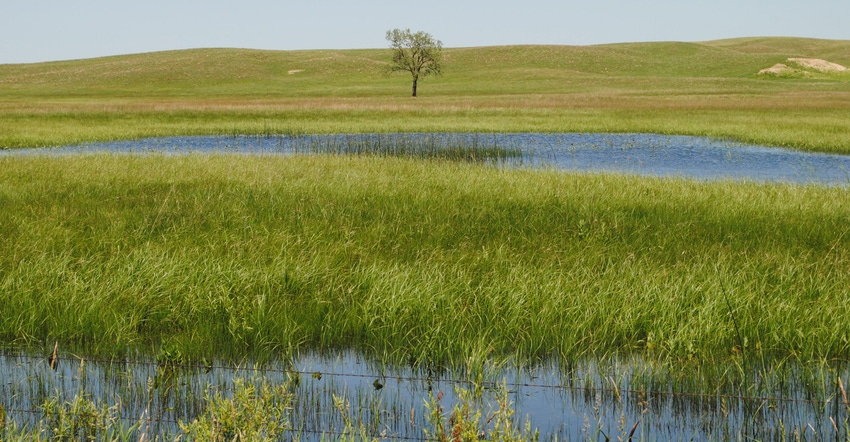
[[2, 352, 847, 440], [5, 133, 850, 185]]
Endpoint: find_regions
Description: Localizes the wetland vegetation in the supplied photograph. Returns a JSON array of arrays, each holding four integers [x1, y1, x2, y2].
[[1, 36, 850, 439], [2, 153, 849, 365]]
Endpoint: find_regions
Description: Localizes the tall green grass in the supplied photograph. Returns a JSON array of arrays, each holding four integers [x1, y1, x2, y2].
[[1, 154, 848, 367]]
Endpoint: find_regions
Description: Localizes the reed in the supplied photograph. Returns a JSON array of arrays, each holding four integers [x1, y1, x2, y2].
[[288, 133, 522, 161], [1, 352, 846, 440]]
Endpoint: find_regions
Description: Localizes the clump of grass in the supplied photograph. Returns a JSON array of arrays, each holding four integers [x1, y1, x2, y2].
[[178, 377, 293, 441], [290, 133, 522, 162], [40, 392, 133, 441], [425, 383, 539, 442]]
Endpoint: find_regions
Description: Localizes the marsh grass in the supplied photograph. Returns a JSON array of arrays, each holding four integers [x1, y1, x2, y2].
[[1, 154, 849, 368], [1, 368, 544, 441], [178, 377, 294, 441], [289, 133, 522, 162], [1, 351, 847, 441]]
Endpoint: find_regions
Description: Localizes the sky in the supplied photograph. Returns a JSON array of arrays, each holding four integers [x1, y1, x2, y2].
[[1, 0, 848, 64]]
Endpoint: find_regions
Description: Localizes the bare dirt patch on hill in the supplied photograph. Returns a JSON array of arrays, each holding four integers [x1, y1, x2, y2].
[[787, 58, 847, 72], [759, 58, 847, 76]]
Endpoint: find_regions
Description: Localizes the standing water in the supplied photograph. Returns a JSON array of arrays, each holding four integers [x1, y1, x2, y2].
[[3, 133, 850, 439], [3, 133, 850, 185], [1, 351, 848, 440]]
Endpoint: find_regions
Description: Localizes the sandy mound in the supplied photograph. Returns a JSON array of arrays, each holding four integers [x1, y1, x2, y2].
[[288, 69, 304, 75], [759, 58, 847, 76], [787, 58, 847, 72], [759, 63, 792, 75]]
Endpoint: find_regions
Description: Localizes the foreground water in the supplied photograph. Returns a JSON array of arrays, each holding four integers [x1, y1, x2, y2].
[[2, 351, 848, 440], [4, 133, 850, 185]]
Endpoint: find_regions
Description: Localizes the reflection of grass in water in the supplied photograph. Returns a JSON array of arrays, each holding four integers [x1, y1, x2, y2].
[[0, 352, 542, 441], [1, 354, 848, 440]]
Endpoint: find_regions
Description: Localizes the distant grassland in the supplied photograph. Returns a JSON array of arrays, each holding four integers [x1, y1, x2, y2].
[[1, 37, 850, 152], [1, 154, 849, 365]]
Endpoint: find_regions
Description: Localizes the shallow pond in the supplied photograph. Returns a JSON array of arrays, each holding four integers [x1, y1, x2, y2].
[[2, 351, 848, 440], [4, 133, 850, 185], [3, 133, 850, 439]]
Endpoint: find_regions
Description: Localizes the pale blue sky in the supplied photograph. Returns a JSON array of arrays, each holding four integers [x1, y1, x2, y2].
[[1, 0, 847, 64]]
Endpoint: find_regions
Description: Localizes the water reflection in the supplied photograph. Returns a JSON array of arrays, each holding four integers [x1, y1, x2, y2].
[[2, 351, 847, 440], [3, 133, 850, 185]]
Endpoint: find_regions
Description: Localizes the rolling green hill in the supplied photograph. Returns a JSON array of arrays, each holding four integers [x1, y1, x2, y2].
[[1, 37, 849, 151], [2, 38, 847, 94]]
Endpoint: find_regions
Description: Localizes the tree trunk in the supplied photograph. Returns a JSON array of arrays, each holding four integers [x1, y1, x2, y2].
[[411, 75, 418, 97]]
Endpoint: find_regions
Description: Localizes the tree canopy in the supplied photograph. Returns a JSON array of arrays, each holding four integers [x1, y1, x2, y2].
[[385, 28, 443, 97]]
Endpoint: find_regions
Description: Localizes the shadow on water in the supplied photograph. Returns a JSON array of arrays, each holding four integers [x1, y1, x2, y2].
[[3, 132, 850, 185], [2, 351, 848, 440]]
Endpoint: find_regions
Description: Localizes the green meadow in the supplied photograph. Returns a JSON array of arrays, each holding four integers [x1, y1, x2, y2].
[[0, 37, 849, 368], [1, 37, 849, 152], [1, 153, 849, 367]]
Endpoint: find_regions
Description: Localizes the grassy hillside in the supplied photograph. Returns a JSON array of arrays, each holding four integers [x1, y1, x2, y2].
[[2, 39, 845, 95], [1, 37, 849, 151], [705, 37, 850, 63]]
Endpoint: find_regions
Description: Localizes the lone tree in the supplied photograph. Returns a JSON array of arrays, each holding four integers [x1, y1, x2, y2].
[[385, 28, 443, 97]]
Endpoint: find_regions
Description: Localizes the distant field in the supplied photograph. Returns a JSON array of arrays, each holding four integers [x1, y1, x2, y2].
[[1, 37, 849, 152]]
